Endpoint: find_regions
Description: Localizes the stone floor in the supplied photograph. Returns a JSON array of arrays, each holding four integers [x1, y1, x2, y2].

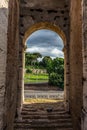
[[24, 83, 64, 100]]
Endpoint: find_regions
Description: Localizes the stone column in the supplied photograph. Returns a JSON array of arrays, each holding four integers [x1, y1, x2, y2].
[[17, 40, 25, 118], [0, 1, 8, 129], [64, 44, 70, 111], [82, 1, 87, 129], [4, 0, 20, 129], [82, 49, 87, 130]]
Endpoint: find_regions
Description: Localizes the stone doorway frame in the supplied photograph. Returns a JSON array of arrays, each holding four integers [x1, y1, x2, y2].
[[18, 22, 70, 111]]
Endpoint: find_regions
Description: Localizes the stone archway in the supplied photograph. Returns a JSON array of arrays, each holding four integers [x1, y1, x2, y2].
[[23, 22, 67, 44], [17, 22, 70, 112], [18, 0, 70, 113]]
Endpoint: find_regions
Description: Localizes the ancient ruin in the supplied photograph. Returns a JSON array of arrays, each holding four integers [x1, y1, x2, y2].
[[0, 0, 87, 130]]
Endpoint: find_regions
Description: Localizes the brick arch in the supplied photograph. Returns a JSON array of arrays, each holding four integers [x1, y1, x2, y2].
[[23, 22, 67, 46]]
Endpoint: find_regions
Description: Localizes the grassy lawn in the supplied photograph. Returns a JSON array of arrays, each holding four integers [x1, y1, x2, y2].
[[24, 73, 49, 83]]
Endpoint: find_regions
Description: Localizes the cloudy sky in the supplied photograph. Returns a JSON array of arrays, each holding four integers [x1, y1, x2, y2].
[[26, 29, 64, 59]]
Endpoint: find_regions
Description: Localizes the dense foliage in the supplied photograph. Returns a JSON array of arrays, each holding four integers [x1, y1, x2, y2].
[[49, 58, 64, 89], [25, 52, 42, 66], [25, 52, 64, 89]]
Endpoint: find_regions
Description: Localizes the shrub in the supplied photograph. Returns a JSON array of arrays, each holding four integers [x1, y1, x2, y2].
[[26, 68, 32, 73], [49, 72, 64, 89]]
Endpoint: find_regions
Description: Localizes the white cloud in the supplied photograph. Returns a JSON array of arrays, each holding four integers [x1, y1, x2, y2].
[[26, 29, 64, 50], [26, 29, 64, 59], [26, 47, 45, 53], [26, 46, 64, 58], [51, 48, 64, 58]]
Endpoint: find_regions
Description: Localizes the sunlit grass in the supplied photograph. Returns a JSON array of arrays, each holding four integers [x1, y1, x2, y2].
[[24, 73, 49, 83], [24, 98, 63, 104]]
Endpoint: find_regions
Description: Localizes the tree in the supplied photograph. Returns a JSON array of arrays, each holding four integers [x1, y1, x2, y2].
[[33, 52, 42, 59], [25, 53, 34, 66], [41, 56, 53, 76], [48, 57, 64, 89], [52, 58, 64, 74], [49, 72, 64, 89], [25, 52, 42, 67], [42, 56, 52, 67]]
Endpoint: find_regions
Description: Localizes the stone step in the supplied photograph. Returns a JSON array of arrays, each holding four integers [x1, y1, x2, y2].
[[14, 102, 73, 130], [21, 111, 69, 116], [22, 108, 66, 112], [14, 128, 73, 130], [15, 118, 72, 124], [22, 108, 65, 113], [22, 114, 71, 120], [22, 105, 64, 108], [22, 107, 65, 110], [14, 122, 72, 129], [23, 105, 64, 108]]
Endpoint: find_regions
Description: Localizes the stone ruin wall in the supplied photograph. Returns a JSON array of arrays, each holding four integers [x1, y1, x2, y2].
[[0, 0, 86, 130], [70, 0, 83, 130], [82, 0, 87, 130], [0, 0, 8, 129], [19, 0, 70, 111], [3, 0, 20, 130], [20, 0, 70, 40]]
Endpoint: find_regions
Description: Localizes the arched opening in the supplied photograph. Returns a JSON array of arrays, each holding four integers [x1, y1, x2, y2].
[[20, 22, 68, 106], [24, 29, 64, 103], [23, 22, 66, 45]]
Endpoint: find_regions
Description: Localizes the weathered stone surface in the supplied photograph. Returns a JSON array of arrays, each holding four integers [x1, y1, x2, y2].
[[4, 0, 20, 130], [19, 0, 70, 114], [20, 3, 70, 38], [82, 0, 87, 130], [0, 0, 87, 130], [21, 0, 69, 9], [70, 0, 82, 130], [0, 0, 8, 8], [14, 101, 73, 130], [0, 0, 8, 129]]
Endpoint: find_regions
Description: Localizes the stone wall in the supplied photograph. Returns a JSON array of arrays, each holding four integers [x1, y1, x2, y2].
[[70, 0, 83, 130], [0, 0, 85, 130], [0, 0, 8, 129], [19, 0, 70, 110], [4, 0, 20, 130], [20, 0, 70, 39], [82, 0, 87, 130]]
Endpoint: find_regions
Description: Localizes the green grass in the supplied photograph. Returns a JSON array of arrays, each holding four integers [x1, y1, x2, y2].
[[24, 73, 49, 83]]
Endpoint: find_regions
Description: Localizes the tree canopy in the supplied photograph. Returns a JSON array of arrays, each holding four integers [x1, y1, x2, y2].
[[25, 52, 42, 66]]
